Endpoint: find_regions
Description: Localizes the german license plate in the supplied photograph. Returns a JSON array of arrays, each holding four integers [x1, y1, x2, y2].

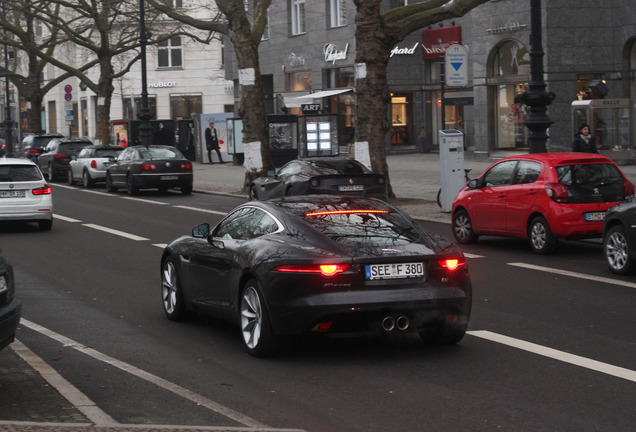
[[365, 262, 425, 280], [584, 211, 605, 222], [160, 175, 178, 180], [338, 185, 364, 192], [0, 190, 26, 198]]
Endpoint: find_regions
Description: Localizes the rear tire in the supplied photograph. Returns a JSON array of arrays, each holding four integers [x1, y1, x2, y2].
[[67, 169, 75, 185], [105, 172, 118, 192], [83, 170, 95, 188], [603, 225, 635, 275], [126, 173, 138, 195], [420, 321, 467, 346], [47, 165, 56, 182], [249, 185, 258, 200], [181, 184, 192, 195], [38, 219, 53, 231], [452, 209, 477, 244], [529, 216, 557, 254]]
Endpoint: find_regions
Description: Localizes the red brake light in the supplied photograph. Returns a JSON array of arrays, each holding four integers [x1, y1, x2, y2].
[[54, 154, 68, 159], [274, 264, 350, 277], [90, 160, 97, 168], [28, 149, 39, 155], [141, 163, 157, 171], [32, 185, 52, 195], [545, 183, 569, 203], [438, 258, 466, 271], [305, 210, 389, 217], [181, 162, 192, 169]]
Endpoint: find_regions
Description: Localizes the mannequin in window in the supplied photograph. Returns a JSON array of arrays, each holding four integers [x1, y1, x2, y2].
[[205, 120, 224, 164]]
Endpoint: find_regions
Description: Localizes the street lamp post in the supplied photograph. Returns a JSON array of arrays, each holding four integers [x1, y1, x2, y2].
[[520, 0, 554, 153], [138, 0, 152, 148]]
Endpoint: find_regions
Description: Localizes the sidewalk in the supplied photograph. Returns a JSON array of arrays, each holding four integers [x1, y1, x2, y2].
[[192, 153, 495, 224]]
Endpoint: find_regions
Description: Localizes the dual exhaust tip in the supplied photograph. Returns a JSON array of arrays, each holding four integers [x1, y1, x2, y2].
[[382, 316, 409, 332]]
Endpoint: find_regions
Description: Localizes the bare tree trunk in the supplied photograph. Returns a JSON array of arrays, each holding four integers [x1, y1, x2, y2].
[[353, 0, 395, 198], [96, 58, 114, 145]]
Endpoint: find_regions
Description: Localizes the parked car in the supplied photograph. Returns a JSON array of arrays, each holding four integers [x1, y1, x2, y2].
[[160, 195, 471, 356], [68, 145, 124, 188], [602, 199, 636, 274], [38, 138, 91, 182], [451, 153, 634, 254], [0, 158, 53, 230], [0, 248, 21, 351], [14, 133, 64, 161], [106, 145, 193, 195], [249, 158, 387, 200]]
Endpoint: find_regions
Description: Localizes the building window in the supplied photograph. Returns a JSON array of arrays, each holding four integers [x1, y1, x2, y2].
[[329, 0, 347, 28], [170, 93, 202, 119], [158, 36, 183, 68], [324, 67, 354, 89], [173, 0, 183, 8], [290, 0, 305, 35], [286, 71, 312, 92], [122, 95, 157, 120]]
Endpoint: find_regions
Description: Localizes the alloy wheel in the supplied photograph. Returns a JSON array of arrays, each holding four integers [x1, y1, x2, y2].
[[240, 286, 262, 350]]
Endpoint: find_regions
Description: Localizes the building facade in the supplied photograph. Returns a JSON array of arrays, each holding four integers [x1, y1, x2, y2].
[[224, 0, 636, 162]]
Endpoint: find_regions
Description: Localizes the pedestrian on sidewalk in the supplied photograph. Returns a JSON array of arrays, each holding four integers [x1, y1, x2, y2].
[[205, 121, 224, 163], [572, 123, 598, 153]]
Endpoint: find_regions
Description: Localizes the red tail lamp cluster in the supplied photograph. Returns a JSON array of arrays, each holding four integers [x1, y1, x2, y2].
[[274, 264, 350, 277]]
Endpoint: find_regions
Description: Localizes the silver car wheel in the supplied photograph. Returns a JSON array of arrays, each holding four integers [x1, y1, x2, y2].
[[454, 213, 472, 241], [530, 223, 546, 250], [240, 286, 262, 350], [606, 230, 629, 271], [162, 261, 178, 315]]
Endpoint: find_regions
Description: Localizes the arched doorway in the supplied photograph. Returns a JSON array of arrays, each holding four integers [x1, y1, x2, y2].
[[488, 40, 530, 151]]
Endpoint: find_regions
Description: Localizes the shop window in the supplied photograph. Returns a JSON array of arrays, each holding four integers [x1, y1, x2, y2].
[[286, 70, 312, 92], [576, 74, 605, 100], [324, 67, 354, 89], [391, 94, 412, 145], [290, 0, 306, 35], [170, 94, 202, 119], [158, 36, 182, 68], [122, 95, 157, 121], [493, 40, 530, 76]]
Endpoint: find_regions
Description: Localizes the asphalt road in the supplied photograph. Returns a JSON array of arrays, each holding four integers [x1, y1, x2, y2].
[[0, 183, 635, 432]]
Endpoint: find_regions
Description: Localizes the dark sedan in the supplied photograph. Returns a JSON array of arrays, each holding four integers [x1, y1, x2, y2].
[[603, 199, 636, 274], [160, 196, 472, 356], [0, 248, 21, 351], [249, 158, 387, 200], [106, 145, 193, 195]]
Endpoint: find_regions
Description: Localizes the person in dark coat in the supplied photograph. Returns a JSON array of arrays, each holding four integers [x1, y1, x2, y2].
[[572, 123, 598, 153], [205, 121, 224, 163]]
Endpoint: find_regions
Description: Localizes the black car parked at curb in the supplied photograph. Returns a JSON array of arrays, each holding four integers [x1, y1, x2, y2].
[[0, 248, 21, 352], [603, 199, 636, 274]]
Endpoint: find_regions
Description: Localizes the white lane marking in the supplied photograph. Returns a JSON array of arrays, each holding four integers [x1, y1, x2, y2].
[[11, 340, 118, 426], [463, 253, 484, 259], [19, 319, 282, 430], [153, 243, 168, 249], [81, 190, 113, 197], [469, 330, 636, 383], [54, 214, 82, 223], [83, 224, 149, 241], [174, 205, 226, 215], [121, 196, 170, 205], [508, 262, 636, 289]]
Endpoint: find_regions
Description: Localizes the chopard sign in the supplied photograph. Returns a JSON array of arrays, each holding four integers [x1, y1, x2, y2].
[[324, 43, 349, 64], [390, 43, 419, 57]]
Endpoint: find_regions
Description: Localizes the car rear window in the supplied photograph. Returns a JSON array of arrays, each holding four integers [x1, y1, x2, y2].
[[308, 160, 369, 175], [0, 165, 43, 182], [59, 142, 89, 155], [556, 163, 625, 203], [302, 210, 421, 246], [140, 148, 183, 159], [33, 137, 54, 148], [94, 148, 123, 158]]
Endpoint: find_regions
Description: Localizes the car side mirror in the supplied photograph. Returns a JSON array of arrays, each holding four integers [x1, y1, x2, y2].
[[192, 223, 210, 238], [209, 239, 225, 249], [268, 169, 276, 177], [467, 179, 479, 189], [71, 155, 78, 160]]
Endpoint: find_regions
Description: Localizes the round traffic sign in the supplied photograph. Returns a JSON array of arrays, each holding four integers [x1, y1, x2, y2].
[[64, 84, 73, 93], [64, 93, 72, 101]]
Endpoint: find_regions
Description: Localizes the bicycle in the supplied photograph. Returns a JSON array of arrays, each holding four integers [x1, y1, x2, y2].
[[437, 168, 472, 208]]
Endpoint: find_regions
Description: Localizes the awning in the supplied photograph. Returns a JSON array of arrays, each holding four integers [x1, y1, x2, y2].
[[290, 88, 353, 103]]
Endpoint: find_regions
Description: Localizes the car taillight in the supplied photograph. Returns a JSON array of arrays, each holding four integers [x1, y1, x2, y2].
[[625, 179, 635, 198], [32, 185, 52, 195], [91, 160, 97, 168], [306, 209, 389, 217], [274, 264, 350, 277], [54, 154, 68, 159], [180, 162, 192, 169], [141, 163, 157, 171], [28, 149, 39, 155], [545, 183, 569, 203], [437, 258, 466, 271]]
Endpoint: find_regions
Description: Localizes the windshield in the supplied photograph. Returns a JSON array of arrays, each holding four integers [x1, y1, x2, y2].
[[139, 148, 184, 160]]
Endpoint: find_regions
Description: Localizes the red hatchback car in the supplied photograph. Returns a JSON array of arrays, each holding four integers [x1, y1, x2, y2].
[[451, 153, 635, 254]]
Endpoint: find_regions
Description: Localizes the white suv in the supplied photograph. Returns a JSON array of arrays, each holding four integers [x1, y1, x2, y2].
[[0, 158, 53, 230]]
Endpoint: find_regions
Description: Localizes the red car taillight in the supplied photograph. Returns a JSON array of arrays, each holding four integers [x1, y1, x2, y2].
[[141, 163, 157, 171], [180, 162, 192, 169], [54, 154, 68, 159], [32, 185, 52, 195], [437, 258, 466, 271], [90, 160, 97, 169], [274, 264, 350, 277], [28, 149, 39, 155], [625, 179, 635, 198], [545, 183, 569, 203]]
